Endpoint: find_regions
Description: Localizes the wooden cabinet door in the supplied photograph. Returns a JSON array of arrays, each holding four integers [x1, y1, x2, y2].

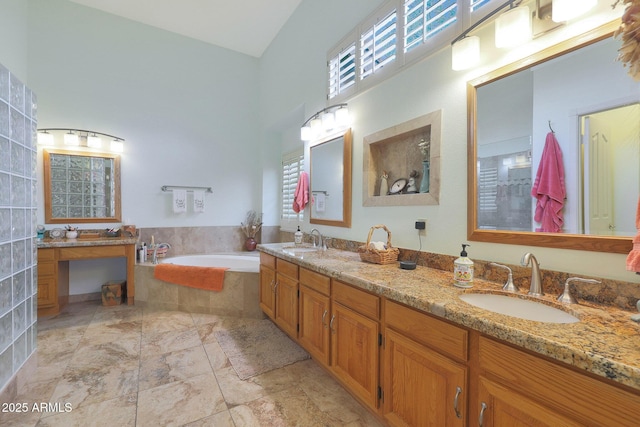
[[476, 376, 581, 427], [37, 272, 57, 309], [330, 301, 379, 410], [275, 273, 298, 338], [383, 328, 467, 427], [298, 285, 330, 366], [259, 265, 276, 319]]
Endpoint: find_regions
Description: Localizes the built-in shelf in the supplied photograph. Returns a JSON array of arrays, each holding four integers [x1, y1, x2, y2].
[[363, 110, 441, 207]]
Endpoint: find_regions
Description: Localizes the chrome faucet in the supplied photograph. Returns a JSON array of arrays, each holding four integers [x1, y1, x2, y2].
[[557, 277, 601, 304], [521, 252, 543, 296], [152, 243, 171, 264], [309, 228, 323, 249], [489, 262, 518, 293]]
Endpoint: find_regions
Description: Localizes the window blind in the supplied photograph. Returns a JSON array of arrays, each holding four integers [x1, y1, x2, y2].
[[360, 10, 397, 80], [281, 150, 304, 222], [328, 43, 356, 99]]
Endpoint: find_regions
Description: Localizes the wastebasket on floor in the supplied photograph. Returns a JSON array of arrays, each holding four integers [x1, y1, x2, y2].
[[101, 280, 126, 306]]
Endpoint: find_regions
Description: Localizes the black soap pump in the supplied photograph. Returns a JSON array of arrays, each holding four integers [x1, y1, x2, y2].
[[453, 244, 474, 288]]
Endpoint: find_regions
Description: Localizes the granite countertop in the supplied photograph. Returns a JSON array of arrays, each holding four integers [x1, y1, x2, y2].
[[258, 242, 640, 392], [37, 237, 138, 248]]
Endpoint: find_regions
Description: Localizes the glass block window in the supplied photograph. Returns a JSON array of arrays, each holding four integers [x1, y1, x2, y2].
[[360, 9, 397, 80]]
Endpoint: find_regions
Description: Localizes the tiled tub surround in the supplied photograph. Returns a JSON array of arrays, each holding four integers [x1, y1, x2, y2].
[[135, 258, 263, 318], [0, 64, 38, 398], [280, 230, 640, 311], [259, 242, 640, 392], [137, 225, 280, 256]]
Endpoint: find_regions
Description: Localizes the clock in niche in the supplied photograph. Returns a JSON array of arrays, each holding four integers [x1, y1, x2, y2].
[[389, 178, 407, 194]]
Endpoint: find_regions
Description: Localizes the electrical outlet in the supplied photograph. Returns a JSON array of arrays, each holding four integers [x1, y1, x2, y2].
[[415, 220, 425, 230]]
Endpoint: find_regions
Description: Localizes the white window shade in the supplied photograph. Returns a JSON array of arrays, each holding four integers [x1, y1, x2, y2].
[[328, 43, 356, 100], [404, 0, 458, 53], [281, 150, 305, 225], [360, 10, 397, 80]]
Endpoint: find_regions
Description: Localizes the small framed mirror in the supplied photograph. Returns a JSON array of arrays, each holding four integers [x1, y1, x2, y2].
[[43, 148, 121, 223], [310, 129, 352, 227]]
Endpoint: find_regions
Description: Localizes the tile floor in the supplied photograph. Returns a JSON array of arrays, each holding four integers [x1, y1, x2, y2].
[[1, 301, 384, 427]]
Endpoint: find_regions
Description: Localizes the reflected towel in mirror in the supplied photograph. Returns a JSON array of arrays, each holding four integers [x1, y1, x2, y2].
[[531, 132, 566, 232]]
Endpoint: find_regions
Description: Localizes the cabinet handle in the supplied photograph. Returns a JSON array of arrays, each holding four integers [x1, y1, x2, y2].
[[329, 314, 336, 334], [453, 386, 462, 419], [270, 279, 275, 292], [273, 281, 279, 294], [479, 402, 487, 427], [321, 310, 328, 328]]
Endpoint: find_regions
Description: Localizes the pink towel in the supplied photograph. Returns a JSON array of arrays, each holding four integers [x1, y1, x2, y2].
[[293, 171, 310, 213], [626, 195, 640, 274], [531, 132, 566, 232]]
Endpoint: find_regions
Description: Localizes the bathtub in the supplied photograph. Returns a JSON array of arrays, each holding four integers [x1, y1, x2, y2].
[[135, 253, 263, 318], [161, 254, 259, 272]]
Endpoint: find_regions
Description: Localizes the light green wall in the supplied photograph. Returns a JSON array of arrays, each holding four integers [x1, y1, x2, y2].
[[258, 1, 637, 282], [26, 0, 261, 228]]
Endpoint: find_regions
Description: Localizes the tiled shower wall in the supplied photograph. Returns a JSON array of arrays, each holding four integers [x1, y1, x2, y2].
[[0, 63, 38, 393]]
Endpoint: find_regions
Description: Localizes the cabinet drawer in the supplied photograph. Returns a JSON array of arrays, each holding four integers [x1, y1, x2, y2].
[[38, 248, 55, 262], [479, 336, 640, 426], [276, 258, 298, 279], [332, 280, 379, 320], [260, 252, 276, 269], [38, 262, 55, 277], [386, 300, 468, 362], [59, 245, 125, 260], [300, 268, 330, 296]]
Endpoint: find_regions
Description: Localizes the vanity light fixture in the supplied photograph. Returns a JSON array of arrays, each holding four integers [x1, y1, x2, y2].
[[36, 130, 54, 146], [87, 133, 102, 148], [37, 128, 125, 153], [451, 0, 534, 71], [300, 103, 350, 142], [64, 130, 79, 146], [495, 4, 532, 48]]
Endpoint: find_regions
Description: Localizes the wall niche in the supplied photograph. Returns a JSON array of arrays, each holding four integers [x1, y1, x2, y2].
[[363, 110, 441, 206]]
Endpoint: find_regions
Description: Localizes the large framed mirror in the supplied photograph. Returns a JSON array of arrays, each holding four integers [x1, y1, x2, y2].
[[310, 129, 352, 227], [43, 148, 121, 224], [468, 21, 638, 254]]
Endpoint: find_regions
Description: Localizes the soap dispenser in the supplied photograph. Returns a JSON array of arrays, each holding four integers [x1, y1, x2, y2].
[[294, 226, 303, 245], [454, 244, 474, 288]]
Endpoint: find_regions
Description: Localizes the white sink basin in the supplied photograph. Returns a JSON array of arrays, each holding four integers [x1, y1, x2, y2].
[[282, 246, 319, 258], [459, 293, 579, 324]]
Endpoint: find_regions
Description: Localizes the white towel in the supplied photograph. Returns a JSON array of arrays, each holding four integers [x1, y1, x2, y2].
[[315, 193, 326, 213], [172, 189, 187, 213], [193, 190, 205, 213]]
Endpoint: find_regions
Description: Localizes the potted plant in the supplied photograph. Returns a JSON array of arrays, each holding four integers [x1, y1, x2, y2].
[[241, 210, 263, 251]]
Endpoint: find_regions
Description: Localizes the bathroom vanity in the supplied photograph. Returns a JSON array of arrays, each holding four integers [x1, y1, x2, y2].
[[258, 243, 640, 427], [37, 237, 137, 316]]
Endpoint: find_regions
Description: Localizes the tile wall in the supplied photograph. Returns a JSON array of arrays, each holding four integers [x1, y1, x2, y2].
[[0, 63, 38, 393]]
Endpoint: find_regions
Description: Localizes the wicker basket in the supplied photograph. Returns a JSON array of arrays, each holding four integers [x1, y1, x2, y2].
[[358, 224, 399, 265]]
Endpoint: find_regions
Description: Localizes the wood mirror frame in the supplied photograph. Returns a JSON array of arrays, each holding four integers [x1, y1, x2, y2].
[[310, 129, 352, 228], [43, 148, 122, 224], [467, 21, 632, 254]]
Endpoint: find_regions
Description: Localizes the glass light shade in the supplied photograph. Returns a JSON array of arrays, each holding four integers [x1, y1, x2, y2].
[[310, 117, 322, 137], [64, 132, 79, 146], [300, 125, 312, 141], [37, 132, 54, 146], [552, 0, 596, 22], [335, 106, 350, 127], [110, 139, 124, 153], [452, 36, 480, 71], [495, 5, 531, 48], [321, 111, 335, 131], [87, 135, 102, 148]]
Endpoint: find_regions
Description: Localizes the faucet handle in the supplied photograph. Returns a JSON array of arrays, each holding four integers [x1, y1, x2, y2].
[[489, 263, 519, 293], [557, 277, 601, 304]]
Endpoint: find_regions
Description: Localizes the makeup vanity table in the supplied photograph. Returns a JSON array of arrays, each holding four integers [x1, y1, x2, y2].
[[37, 237, 137, 316]]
